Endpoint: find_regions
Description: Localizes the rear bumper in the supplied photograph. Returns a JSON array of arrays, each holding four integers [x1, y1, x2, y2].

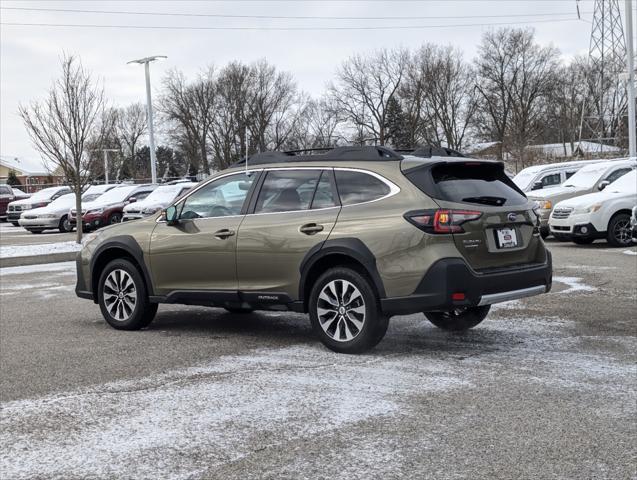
[[381, 252, 552, 316]]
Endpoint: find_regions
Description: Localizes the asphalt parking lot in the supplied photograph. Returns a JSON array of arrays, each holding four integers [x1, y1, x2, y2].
[[0, 235, 636, 479]]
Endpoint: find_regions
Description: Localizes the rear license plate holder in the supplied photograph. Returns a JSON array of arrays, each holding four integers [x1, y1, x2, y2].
[[495, 227, 518, 249]]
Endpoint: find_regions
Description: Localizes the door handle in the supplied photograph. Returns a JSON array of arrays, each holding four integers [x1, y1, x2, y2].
[[214, 228, 235, 240], [299, 223, 324, 235]]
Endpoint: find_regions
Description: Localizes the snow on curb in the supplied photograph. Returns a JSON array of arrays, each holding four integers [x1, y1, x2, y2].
[[0, 241, 81, 259]]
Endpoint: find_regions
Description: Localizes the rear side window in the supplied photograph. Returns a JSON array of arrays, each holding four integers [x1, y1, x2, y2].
[[405, 162, 527, 207], [255, 170, 321, 213], [335, 170, 391, 206], [541, 173, 561, 187]]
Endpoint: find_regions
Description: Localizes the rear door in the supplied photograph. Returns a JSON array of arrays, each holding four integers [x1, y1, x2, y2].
[[406, 161, 543, 270], [236, 168, 340, 298]]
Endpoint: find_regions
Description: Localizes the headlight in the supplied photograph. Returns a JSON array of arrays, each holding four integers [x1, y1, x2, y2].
[[86, 208, 104, 215], [142, 207, 160, 215], [574, 204, 602, 214]]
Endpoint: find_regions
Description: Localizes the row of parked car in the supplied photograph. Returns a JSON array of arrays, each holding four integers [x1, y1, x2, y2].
[[0, 181, 196, 233], [512, 157, 637, 247]]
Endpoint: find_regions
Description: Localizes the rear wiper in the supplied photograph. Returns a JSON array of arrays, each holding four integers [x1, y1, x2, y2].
[[461, 196, 507, 206]]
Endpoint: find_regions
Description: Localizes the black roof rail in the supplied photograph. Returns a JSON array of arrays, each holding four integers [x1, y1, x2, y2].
[[396, 145, 467, 158], [232, 145, 403, 167]]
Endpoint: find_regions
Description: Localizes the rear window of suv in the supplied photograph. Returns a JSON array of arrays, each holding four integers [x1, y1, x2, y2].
[[405, 162, 527, 207]]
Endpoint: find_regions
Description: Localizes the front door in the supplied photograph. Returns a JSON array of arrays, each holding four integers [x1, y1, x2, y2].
[[237, 168, 340, 298], [149, 171, 258, 295]]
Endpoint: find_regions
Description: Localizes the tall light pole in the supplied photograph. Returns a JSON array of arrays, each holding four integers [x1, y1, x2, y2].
[[127, 55, 166, 184], [625, 0, 636, 157], [100, 149, 118, 184]]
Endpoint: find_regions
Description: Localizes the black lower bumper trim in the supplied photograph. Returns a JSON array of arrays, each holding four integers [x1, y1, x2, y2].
[[381, 253, 552, 316]]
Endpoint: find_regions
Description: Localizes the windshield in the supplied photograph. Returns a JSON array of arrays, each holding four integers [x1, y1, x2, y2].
[[141, 185, 186, 204], [82, 193, 102, 202], [512, 171, 538, 190], [30, 187, 63, 201], [563, 165, 610, 188], [607, 170, 636, 192], [91, 185, 137, 204], [47, 193, 76, 208]]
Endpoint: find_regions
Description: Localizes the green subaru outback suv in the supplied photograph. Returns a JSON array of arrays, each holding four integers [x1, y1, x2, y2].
[[76, 146, 552, 353]]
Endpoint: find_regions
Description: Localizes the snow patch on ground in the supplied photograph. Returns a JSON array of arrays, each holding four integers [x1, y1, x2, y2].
[[0, 346, 469, 480], [490, 300, 522, 311], [0, 241, 81, 258], [0, 261, 75, 276], [552, 276, 597, 294], [622, 249, 637, 256]]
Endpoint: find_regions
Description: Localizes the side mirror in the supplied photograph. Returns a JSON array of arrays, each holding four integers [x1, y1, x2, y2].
[[598, 181, 610, 191], [128, 197, 137, 203], [165, 205, 178, 225], [531, 181, 543, 191]]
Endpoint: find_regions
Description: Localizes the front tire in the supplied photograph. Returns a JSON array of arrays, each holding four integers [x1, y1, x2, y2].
[[98, 259, 158, 330], [108, 212, 122, 225], [309, 267, 388, 354], [58, 214, 72, 233], [11, 222, 19, 227], [27, 229, 44, 234], [425, 305, 491, 331], [607, 213, 632, 247]]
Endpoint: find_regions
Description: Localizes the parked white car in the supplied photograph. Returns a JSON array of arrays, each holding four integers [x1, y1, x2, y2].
[[18, 185, 121, 234], [122, 183, 196, 221], [513, 159, 607, 193], [549, 169, 637, 247], [6, 186, 72, 226]]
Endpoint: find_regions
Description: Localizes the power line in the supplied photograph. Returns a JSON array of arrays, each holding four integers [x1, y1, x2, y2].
[[0, 6, 594, 21], [0, 18, 585, 31]]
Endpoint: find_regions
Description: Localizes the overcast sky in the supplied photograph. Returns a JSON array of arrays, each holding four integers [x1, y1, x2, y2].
[[1, 0, 634, 164]]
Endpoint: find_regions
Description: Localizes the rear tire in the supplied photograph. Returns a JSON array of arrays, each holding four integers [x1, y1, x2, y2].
[[11, 222, 19, 227], [58, 214, 72, 233], [607, 213, 632, 247], [98, 259, 158, 330], [572, 237, 594, 245], [540, 227, 549, 239], [425, 305, 491, 331], [309, 267, 388, 354]]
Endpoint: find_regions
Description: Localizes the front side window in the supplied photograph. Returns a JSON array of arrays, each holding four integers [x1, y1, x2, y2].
[[180, 173, 255, 219], [541, 173, 561, 187], [334, 170, 391, 206], [604, 168, 633, 184], [254, 170, 321, 213]]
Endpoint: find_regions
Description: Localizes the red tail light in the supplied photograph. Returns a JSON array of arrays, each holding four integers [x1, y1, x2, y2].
[[405, 209, 482, 234]]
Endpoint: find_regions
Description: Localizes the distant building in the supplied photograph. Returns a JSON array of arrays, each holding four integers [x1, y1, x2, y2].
[[0, 156, 64, 192]]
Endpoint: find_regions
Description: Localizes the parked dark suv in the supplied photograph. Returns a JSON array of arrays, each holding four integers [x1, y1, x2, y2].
[[75, 146, 552, 353]]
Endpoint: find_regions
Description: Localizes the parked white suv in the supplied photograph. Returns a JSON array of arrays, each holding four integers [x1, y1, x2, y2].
[[528, 158, 636, 238], [549, 170, 637, 246], [122, 182, 196, 221], [513, 159, 607, 193]]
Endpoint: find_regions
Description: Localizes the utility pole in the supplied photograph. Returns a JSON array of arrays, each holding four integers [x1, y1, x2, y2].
[[127, 55, 167, 184], [625, 0, 636, 157], [101, 149, 118, 184]]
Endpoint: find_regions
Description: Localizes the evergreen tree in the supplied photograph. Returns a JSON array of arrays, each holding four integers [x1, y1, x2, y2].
[[6, 170, 22, 187], [385, 97, 411, 148]]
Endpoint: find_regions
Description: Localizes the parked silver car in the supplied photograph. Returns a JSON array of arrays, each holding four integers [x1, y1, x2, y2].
[[18, 184, 120, 233], [6, 186, 71, 226]]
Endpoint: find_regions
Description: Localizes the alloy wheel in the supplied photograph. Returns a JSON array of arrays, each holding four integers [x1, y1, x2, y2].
[[613, 219, 631, 245], [103, 269, 137, 321], [317, 279, 365, 342]]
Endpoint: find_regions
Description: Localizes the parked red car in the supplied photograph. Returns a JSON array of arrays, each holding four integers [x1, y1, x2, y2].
[[0, 185, 30, 222], [69, 184, 156, 231]]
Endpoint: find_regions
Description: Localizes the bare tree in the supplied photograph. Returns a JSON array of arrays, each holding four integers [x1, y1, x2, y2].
[[116, 103, 147, 178], [330, 48, 408, 145], [160, 67, 216, 174], [19, 55, 105, 243]]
